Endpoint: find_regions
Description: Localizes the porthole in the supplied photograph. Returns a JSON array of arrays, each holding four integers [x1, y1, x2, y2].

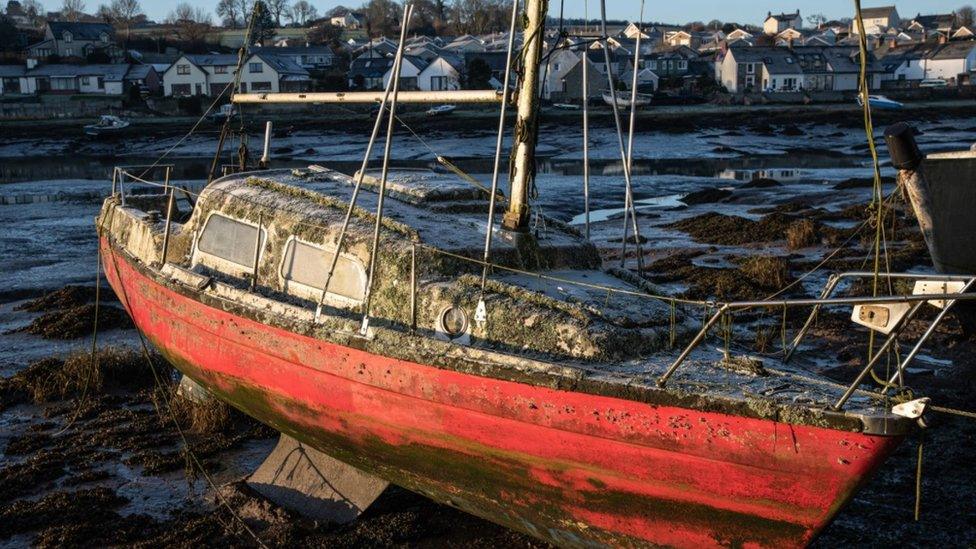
[[439, 306, 468, 340]]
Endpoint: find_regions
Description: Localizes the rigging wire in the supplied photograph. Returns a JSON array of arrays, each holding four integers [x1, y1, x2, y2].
[[620, 0, 646, 266], [478, 0, 522, 307]]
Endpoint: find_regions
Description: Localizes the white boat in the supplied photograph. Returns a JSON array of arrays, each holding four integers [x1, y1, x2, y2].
[[426, 104, 456, 116], [553, 102, 580, 110], [83, 115, 129, 137], [208, 103, 237, 123], [602, 90, 652, 108], [857, 95, 903, 110]]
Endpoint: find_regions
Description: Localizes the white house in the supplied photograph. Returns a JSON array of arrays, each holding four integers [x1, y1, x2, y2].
[[922, 41, 976, 83], [763, 11, 802, 35], [381, 55, 427, 91], [853, 6, 900, 35], [330, 11, 363, 29], [163, 52, 310, 97], [26, 21, 121, 61], [19, 63, 128, 95], [417, 56, 463, 91]]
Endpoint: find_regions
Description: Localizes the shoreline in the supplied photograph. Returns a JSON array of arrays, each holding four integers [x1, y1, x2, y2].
[[3, 98, 974, 138]]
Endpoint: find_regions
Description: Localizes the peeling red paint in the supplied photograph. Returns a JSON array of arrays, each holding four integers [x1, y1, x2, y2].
[[102, 238, 902, 548]]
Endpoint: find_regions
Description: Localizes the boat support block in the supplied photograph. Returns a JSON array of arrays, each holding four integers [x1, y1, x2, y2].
[[247, 434, 390, 523]]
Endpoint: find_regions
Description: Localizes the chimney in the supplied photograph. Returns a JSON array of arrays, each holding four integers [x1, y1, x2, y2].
[[938, 32, 948, 44], [788, 37, 795, 49], [888, 37, 898, 49]]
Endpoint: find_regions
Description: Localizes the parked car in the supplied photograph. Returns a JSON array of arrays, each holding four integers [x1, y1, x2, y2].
[[919, 78, 948, 88]]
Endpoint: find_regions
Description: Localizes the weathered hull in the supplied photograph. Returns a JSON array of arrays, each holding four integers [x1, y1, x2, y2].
[[101, 237, 900, 548]]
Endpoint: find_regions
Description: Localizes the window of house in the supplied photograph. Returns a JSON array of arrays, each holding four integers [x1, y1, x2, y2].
[[430, 75, 447, 90], [746, 63, 755, 74], [177, 64, 190, 75], [63, 32, 72, 42], [196, 213, 266, 269], [100, 33, 108, 43], [214, 65, 228, 74], [65, 47, 73, 57], [553, 63, 560, 71], [648, 60, 657, 70], [51, 77, 76, 90], [81, 76, 90, 85], [171, 83, 190, 96], [678, 60, 688, 70], [279, 238, 366, 304], [249, 62, 263, 73], [251, 81, 272, 91]]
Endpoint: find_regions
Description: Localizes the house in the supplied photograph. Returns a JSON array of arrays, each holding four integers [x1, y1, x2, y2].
[[644, 46, 698, 79], [663, 30, 699, 49], [953, 26, 975, 40], [906, 13, 956, 35], [853, 6, 900, 35], [163, 52, 310, 97], [417, 55, 463, 91], [462, 51, 509, 87], [0, 65, 26, 94], [330, 10, 363, 29], [775, 27, 805, 46], [122, 64, 161, 95], [541, 49, 605, 101], [444, 35, 486, 53], [764, 11, 802, 35], [347, 55, 394, 89], [381, 55, 429, 91], [27, 21, 121, 61], [20, 63, 129, 95], [718, 46, 878, 93], [4, 0, 32, 28], [922, 41, 976, 83]]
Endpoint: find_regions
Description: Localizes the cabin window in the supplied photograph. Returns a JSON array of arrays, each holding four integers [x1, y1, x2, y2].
[[215, 65, 228, 74], [196, 213, 265, 269], [279, 238, 366, 304], [678, 60, 688, 70], [249, 62, 263, 73], [177, 64, 190, 75]]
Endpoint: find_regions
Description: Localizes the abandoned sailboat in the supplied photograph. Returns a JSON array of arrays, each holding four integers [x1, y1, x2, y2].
[[96, 1, 975, 547]]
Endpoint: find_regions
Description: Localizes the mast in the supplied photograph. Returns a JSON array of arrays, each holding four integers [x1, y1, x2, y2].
[[501, 0, 546, 232]]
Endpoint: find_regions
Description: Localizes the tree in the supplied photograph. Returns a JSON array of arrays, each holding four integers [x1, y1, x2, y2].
[[265, 0, 288, 25], [464, 57, 491, 89], [958, 5, 975, 27], [289, 0, 316, 25], [216, 0, 243, 27], [449, 0, 507, 35], [249, 0, 276, 44], [0, 15, 19, 51], [166, 2, 212, 44], [706, 19, 722, 31], [61, 0, 86, 21], [307, 21, 341, 44], [362, 0, 401, 37], [105, 0, 142, 42], [806, 13, 827, 28], [22, 0, 44, 26]]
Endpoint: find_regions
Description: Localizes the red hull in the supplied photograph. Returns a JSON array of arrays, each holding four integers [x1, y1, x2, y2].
[[102, 238, 900, 547]]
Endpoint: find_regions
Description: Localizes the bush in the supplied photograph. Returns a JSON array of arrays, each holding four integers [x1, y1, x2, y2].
[[786, 219, 819, 250], [177, 95, 202, 115]]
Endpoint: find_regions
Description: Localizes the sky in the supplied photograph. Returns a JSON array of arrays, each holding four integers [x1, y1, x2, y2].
[[132, 1, 968, 28]]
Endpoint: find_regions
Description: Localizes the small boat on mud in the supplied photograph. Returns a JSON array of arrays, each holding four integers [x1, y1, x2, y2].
[[425, 104, 456, 116], [856, 94, 903, 110], [84, 115, 129, 137], [603, 90, 652, 108], [97, 2, 976, 547]]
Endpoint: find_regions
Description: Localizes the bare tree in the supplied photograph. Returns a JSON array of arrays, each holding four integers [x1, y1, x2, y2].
[[806, 12, 827, 28], [61, 0, 86, 21], [166, 2, 211, 44], [265, 0, 288, 25], [22, 0, 44, 25], [290, 0, 316, 25], [706, 19, 722, 31], [216, 0, 242, 27], [448, 0, 507, 35], [362, 0, 401, 37], [106, 0, 141, 41], [958, 5, 975, 27]]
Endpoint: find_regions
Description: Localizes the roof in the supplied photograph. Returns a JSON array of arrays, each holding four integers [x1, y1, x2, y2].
[[348, 56, 395, 78], [0, 65, 26, 77], [47, 21, 114, 40], [182, 53, 239, 67], [28, 63, 129, 80], [253, 45, 335, 57], [766, 11, 800, 22], [462, 51, 509, 72], [928, 41, 976, 60], [911, 13, 956, 29], [251, 51, 311, 75], [124, 64, 155, 80], [860, 6, 898, 19]]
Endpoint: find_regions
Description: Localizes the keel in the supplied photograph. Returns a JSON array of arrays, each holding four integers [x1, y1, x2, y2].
[[247, 434, 390, 523]]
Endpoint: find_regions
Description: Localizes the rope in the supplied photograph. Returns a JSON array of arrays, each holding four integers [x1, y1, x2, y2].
[[915, 431, 923, 521], [103, 241, 269, 548]]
